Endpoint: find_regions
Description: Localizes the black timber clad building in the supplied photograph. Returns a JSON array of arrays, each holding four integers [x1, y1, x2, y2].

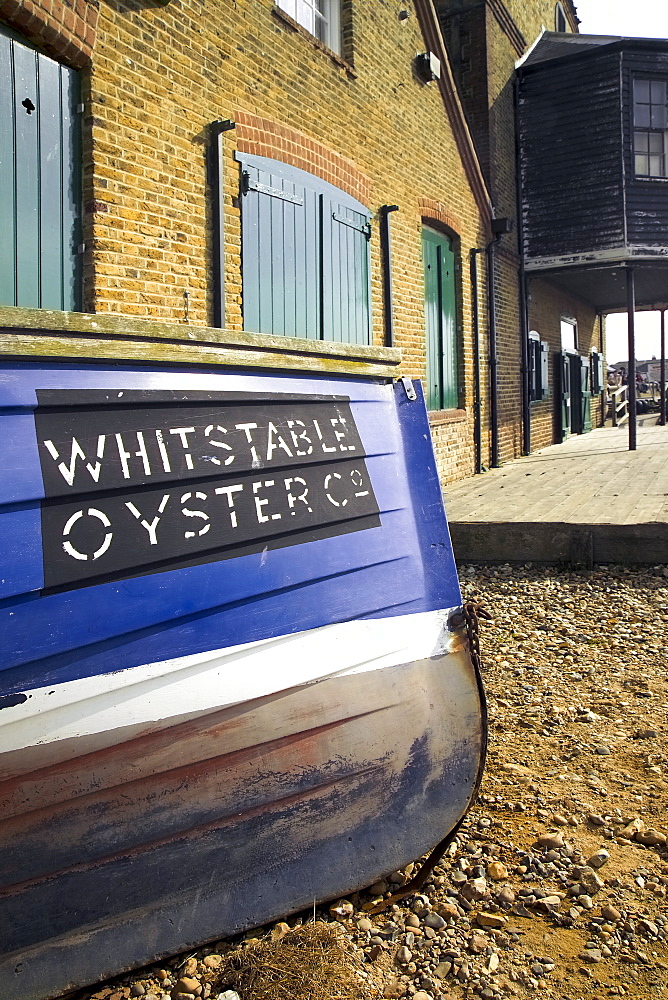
[[517, 32, 668, 313]]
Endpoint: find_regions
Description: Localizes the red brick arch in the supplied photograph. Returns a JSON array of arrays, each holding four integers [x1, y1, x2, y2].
[[0, 0, 98, 68], [419, 198, 464, 237], [234, 110, 371, 207]]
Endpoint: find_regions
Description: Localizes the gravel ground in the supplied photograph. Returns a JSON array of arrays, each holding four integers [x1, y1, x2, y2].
[[76, 564, 668, 1000]]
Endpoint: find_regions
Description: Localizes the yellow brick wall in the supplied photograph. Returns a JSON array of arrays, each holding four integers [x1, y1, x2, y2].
[[528, 278, 602, 450], [64, 0, 490, 484]]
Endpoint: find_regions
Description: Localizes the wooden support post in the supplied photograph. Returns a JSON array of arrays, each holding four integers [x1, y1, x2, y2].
[[661, 309, 667, 427], [626, 267, 637, 451]]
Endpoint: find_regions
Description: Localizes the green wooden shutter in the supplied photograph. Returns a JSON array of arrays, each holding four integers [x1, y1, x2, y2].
[[422, 227, 458, 410], [540, 340, 550, 399], [240, 162, 319, 339], [558, 351, 571, 441], [321, 197, 371, 344], [580, 356, 593, 433], [0, 25, 80, 310], [238, 154, 371, 343]]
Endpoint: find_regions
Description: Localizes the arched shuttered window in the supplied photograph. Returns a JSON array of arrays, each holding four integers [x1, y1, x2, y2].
[[0, 24, 81, 310]]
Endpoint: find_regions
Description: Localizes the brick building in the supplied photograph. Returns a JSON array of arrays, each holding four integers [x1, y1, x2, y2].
[[0, 0, 503, 486], [439, 0, 605, 458], [0, 0, 611, 485]]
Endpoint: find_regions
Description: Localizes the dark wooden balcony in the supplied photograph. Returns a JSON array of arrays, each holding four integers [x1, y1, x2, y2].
[[517, 32, 668, 312]]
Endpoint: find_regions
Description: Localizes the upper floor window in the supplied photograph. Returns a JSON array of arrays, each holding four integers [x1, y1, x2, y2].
[[634, 79, 668, 177], [275, 0, 341, 54], [554, 2, 568, 32]]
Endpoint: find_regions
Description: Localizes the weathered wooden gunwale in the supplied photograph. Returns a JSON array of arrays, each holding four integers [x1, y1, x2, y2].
[[0, 307, 402, 378]]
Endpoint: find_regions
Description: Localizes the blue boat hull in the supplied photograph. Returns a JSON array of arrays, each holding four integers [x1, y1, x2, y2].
[[0, 362, 485, 1000]]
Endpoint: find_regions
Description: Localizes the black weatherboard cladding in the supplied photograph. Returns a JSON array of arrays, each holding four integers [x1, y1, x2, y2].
[[518, 47, 625, 260], [623, 48, 668, 246]]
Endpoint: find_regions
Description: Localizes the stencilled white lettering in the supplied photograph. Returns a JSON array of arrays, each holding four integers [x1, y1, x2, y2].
[[266, 422, 293, 462], [115, 433, 133, 480], [253, 479, 282, 523], [135, 431, 152, 476], [284, 476, 312, 514], [62, 507, 113, 561], [181, 491, 211, 539], [324, 471, 348, 507], [312, 418, 337, 453], [169, 427, 196, 469], [204, 424, 234, 466], [331, 417, 356, 452], [286, 419, 313, 456], [235, 422, 260, 467], [214, 483, 244, 528], [44, 435, 106, 486], [125, 494, 170, 545]]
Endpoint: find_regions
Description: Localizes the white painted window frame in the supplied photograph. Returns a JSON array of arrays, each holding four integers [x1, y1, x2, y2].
[[560, 317, 578, 353], [275, 0, 341, 54]]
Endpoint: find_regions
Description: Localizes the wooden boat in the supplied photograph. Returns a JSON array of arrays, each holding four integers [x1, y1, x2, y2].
[[0, 312, 486, 1000]]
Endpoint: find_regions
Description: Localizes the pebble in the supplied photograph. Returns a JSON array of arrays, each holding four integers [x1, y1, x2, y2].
[[586, 849, 610, 869], [636, 828, 667, 846], [329, 899, 354, 920], [270, 921, 290, 942], [173, 979, 200, 996], [580, 948, 603, 963], [202, 954, 222, 969], [487, 861, 509, 880], [601, 903, 621, 921], [534, 832, 565, 850], [475, 912, 507, 929]]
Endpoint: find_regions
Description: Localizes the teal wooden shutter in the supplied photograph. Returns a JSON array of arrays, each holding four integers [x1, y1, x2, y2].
[[558, 351, 571, 441], [422, 227, 458, 410], [238, 155, 371, 343], [0, 25, 80, 310], [321, 197, 371, 344], [423, 231, 442, 409], [240, 161, 319, 339], [540, 340, 550, 399], [580, 356, 593, 433]]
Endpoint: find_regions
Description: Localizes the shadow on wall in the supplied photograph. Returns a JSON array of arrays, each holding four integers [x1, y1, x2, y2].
[[101, 1, 171, 13]]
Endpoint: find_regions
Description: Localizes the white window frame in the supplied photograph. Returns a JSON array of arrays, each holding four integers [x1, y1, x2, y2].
[[555, 2, 568, 32], [275, 0, 341, 54], [633, 78, 668, 178], [560, 317, 578, 352]]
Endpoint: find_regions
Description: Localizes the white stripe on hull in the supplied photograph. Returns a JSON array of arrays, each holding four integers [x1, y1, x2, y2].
[[0, 609, 462, 778]]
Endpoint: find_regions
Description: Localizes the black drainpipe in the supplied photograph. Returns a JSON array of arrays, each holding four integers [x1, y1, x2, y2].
[[514, 76, 531, 457], [208, 119, 236, 329], [380, 205, 399, 347], [470, 248, 484, 474], [486, 230, 504, 468]]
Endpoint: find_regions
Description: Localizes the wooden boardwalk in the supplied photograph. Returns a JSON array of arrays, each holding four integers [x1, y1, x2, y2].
[[444, 420, 668, 565]]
